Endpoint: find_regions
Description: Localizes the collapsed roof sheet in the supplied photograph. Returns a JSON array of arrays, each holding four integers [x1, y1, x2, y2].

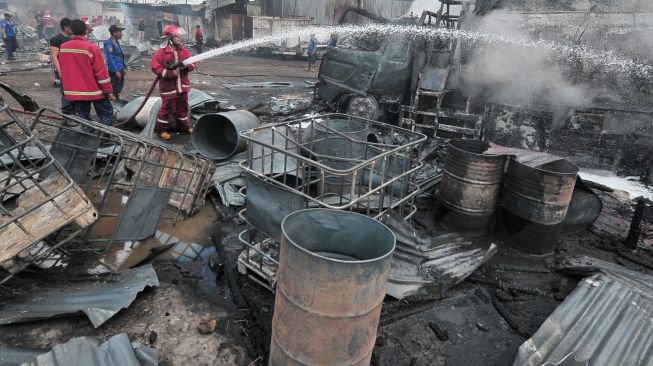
[[381, 213, 497, 299], [21, 333, 157, 366], [0, 265, 159, 328], [513, 261, 653, 366]]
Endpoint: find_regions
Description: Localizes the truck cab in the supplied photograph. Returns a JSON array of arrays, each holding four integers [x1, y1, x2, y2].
[[317, 29, 415, 122], [316, 5, 464, 123]]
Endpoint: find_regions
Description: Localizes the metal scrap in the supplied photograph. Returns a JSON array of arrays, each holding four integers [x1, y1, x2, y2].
[[381, 212, 497, 299], [223, 82, 291, 89], [211, 152, 246, 207], [513, 259, 653, 365], [0, 81, 40, 112], [20, 333, 157, 366], [0, 265, 159, 328]]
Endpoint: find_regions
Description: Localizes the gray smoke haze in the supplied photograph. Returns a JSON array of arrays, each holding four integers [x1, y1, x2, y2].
[[459, 10, 594, 111], [63, 0, 76, 17]]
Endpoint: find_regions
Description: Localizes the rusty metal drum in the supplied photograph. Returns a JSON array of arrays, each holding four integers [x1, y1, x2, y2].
[[269, 209, 395, 366], [435, 139, 506, 233], [497, 158, 579, 254]]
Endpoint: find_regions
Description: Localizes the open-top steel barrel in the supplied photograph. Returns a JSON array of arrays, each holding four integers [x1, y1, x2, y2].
[[269, 209, 395, 366]]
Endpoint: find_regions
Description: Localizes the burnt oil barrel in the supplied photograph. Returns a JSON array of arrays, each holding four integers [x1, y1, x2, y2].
[[435, 139, 506, 233], [497, 158, 579, 255], [269, 209, 395, 366]]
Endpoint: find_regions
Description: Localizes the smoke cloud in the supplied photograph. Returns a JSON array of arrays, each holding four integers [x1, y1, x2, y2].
[[63, 0, 75, 16], [459, 10, 594, 111]]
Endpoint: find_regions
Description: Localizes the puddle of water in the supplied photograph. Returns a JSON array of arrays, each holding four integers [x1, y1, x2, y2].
[[98, 204, 218, 270]]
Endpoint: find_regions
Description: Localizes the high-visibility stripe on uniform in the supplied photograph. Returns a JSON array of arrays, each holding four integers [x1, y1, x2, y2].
[[178, 116, 189, 121], [181, 85, 190, 88], [98, 78, 110, 84], [161, 90, 177, 95], [173, 49, 183, 93], [64, 90, 103, 96], [157, 118, 169, 124], [60, 48, 93, 57]]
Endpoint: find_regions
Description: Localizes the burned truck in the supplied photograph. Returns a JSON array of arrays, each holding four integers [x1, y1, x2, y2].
[[317, 5, 467, 126]]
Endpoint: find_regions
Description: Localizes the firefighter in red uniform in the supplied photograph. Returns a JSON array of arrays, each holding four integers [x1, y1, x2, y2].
[[150, 24, 195, 141], [59, 19, 114, 131]]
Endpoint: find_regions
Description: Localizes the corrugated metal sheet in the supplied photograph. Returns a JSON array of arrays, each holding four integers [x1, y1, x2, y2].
[[0, 265, 159, 328], [0, 347, 45, 366], [381, 212, 497, 299], [513, 264, 653, 366], [22, 333, 157, 366]]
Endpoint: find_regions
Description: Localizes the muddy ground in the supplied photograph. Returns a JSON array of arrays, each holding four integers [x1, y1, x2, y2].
[[0, 49, 652, 366]]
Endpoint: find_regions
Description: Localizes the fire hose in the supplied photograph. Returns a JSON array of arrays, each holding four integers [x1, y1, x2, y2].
[[112, 60, 187, 128], [111, 76, 159, 128]]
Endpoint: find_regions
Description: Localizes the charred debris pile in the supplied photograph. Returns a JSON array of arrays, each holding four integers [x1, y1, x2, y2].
[[0, 80, 651, 364]]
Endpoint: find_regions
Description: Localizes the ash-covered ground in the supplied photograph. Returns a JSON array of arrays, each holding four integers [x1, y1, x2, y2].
[[0, 50, 651, 366]]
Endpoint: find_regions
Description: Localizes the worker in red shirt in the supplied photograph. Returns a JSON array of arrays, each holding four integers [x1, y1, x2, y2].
[[59, 19, 114, 131], [150, 24, 195, 141], [194, 25, 203, 54]]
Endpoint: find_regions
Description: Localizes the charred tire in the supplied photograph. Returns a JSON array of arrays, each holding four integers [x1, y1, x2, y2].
[[346, 95, 380, 121]]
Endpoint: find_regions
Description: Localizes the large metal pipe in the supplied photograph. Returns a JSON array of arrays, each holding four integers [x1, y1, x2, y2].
[[270, 209, 395, 366], [435, 139, 506, 233], [497, 158, 578, 255], [191, 111, 260, 160]]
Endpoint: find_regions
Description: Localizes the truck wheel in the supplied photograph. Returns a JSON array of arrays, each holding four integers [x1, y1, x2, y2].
[[346, 96, 380, 121]]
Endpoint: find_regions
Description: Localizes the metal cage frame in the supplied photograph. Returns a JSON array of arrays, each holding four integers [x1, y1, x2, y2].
[[0, 101, 98, 284], [28, 108, 215, 255], [237, 114, 427, 291], [240, 113, 426, 219]]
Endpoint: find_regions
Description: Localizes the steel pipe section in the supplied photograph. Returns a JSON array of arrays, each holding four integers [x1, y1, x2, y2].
[[191, 111, 260, 160], [270, 209, 395, 366], [435, 139, 506, 233], [497, 158, 579, 255]]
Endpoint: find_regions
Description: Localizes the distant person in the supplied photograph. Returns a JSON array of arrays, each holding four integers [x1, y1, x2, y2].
[[1, 13, 17, 61], [59, 19, 114, 131], [35, 13, 44, 39], [194, 25, 203, 54], [43, 11, 55, 39], [305, 33, 317, 72], [81, 16, 92, 36], [151, 24, 195, 141], [103, 25, 125, 100], [138, 19, 145, 42], [50, 17, 74, 115]]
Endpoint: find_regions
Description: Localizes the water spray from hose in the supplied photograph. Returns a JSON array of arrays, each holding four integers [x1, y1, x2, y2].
[[119, 23, 653, 129]]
